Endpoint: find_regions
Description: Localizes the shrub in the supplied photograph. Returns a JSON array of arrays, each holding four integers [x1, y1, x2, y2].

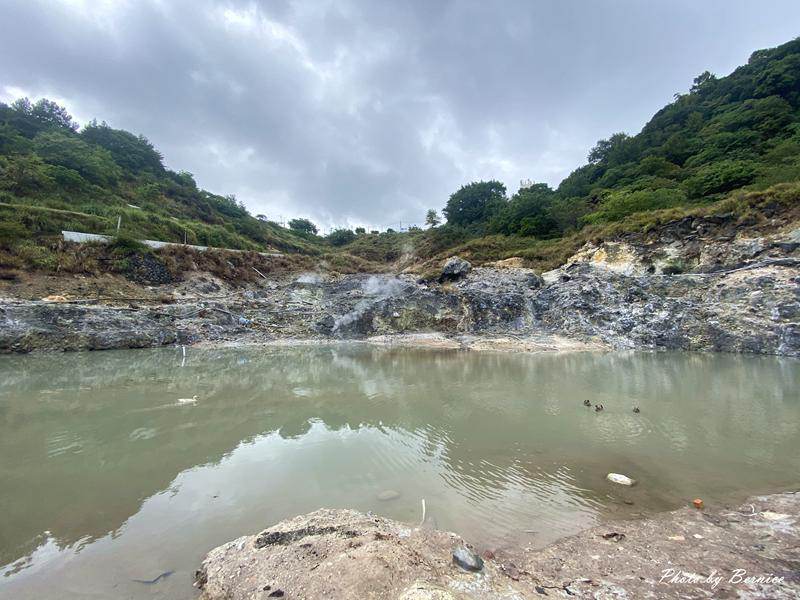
[[683, 160, 758, 198], [582, 188, 688, 225], [327, 228, 356, 246]]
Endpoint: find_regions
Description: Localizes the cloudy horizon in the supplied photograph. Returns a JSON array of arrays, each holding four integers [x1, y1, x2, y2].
[[1, 0, 799, 230]]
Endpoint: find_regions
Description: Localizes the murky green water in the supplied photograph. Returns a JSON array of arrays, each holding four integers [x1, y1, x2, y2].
[[0, 346, 798, 599]]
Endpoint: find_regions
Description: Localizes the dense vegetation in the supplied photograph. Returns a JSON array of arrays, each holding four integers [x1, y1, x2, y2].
[[0, 99, 319, 258], [439, 37, 800, 240], [1, 37, 799, 281]]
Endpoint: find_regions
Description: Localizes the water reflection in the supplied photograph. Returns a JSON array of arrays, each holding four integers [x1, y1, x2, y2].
[[0, 346, 798, 599]]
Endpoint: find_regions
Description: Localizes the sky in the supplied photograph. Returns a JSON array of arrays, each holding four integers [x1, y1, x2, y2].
[[1, 1, 799, 231]]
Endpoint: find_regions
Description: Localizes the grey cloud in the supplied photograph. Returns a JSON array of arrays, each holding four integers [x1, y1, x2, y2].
[[1, 0, 799, 229]]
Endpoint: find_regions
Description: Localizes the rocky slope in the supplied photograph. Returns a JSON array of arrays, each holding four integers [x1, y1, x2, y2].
[[194, 492, 800, 599], [1, 216, 798, 355]]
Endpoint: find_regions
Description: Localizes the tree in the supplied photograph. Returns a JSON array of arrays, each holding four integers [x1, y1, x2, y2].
[[690, 71, 717, 94], [81, 121, 164, 173], [288, 218, 318, 235], [587, 132, 636, 166], [31, 99, 79, 131], [443, 180, 506, 226], [256, 214, 268, 222], [354, 226, 366, 234], [425, 209, 441, 227], [489, 183, 559, 237], [11, 97, 78, 131], [326, 228, 356, 246]]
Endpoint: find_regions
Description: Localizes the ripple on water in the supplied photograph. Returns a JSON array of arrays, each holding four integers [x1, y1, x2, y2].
[[128, 427, 157, 441], [46, 432, 84, 457]]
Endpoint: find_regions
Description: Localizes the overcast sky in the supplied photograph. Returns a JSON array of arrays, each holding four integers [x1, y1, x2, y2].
[[1, 1, 798, 230]]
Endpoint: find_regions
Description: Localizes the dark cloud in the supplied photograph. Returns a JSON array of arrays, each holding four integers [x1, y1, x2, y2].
[[2, 0, 798, 229]]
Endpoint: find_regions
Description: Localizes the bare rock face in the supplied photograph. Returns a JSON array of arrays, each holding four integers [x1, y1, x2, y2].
[[0, 303, 184, 352], [2, 215, 798, 356], [194, 509, 521, 600]]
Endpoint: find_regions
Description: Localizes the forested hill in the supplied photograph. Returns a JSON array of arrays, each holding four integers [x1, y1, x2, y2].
[[1, 37, 799, 278], [0, 101, 317, 254], [446, 36, 800, 239]]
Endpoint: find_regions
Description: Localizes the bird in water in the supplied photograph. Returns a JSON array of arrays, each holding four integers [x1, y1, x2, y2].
[[583, 399, 591, 407], [594, 404, 604, 412], [178, 395, 198, 404], [633, 406, 640, 413]]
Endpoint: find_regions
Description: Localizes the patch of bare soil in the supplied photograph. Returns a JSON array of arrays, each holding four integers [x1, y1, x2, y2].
[[0, 271, 161, 302]]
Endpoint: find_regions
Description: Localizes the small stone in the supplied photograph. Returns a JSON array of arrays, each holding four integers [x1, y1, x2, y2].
[[501, 561, 521, 580], [376, 490, 401, 501], [607, 473, 636, 486], [452, 545, 483, 572]]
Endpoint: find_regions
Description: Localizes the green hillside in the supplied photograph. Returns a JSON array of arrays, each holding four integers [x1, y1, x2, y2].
[[347, 37, 800, 271], [0, 102, 320, 255], [1, 37, 799, 280]]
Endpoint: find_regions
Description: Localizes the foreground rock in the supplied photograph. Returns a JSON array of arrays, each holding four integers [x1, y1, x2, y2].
[[194, 509, 512, 599], [196, 493, 800, 599]]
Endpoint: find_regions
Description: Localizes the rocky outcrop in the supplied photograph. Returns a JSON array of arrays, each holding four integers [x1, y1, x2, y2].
[[533, 261, 799, 354], [194, 509, 500, 600], [195, 492, 800, 599], [0, 301, 243, 352], [1, 219, 798, 355]]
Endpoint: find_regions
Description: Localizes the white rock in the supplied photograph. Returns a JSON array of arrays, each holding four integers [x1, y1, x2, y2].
[[606, 473, 637, 486]]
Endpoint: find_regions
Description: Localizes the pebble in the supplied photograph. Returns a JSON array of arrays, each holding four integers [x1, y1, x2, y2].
[[452, 545, 483, 572]]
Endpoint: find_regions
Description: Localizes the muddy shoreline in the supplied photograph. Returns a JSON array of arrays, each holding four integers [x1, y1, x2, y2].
[[195, 491, 800, 599]]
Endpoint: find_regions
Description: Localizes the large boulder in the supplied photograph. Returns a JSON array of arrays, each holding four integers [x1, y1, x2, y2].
[[439, 256, 471, 282]]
